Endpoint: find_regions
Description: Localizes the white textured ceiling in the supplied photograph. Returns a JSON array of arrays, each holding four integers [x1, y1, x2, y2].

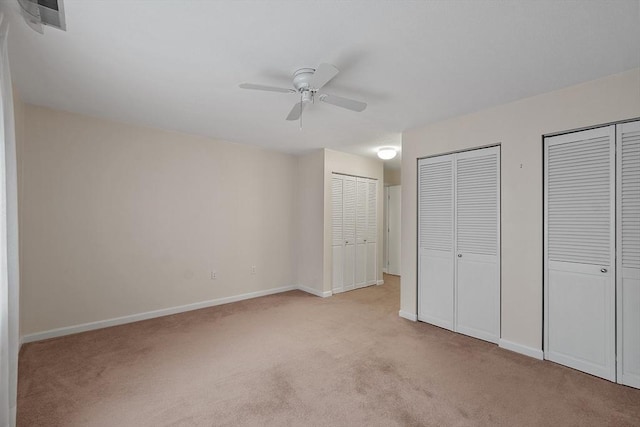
[[4, 0, 640, 167]]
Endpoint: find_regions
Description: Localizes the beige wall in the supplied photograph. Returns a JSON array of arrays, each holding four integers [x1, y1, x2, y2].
[[384, 167, 401, 186], [20, 105, 298, 335], [295, 149, 325, 293], [323, 149, 384, 293], [401, 69, 640, 351]]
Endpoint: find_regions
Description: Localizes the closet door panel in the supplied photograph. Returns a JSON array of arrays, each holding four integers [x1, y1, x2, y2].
[[355, 179, 368, 288], [544, 126, 615, 382], [548, 262, 612, 374], [331, 175, 344, 292], [366, 180, 377, 285], [617, 121, 640, 388], [418, 155, 455, 329], [455, 147, 500, 343], [456, 254, 499, 342], [420, 251, 453, 328], [332, 248, 344, 292], [343, 176, 357, 291]]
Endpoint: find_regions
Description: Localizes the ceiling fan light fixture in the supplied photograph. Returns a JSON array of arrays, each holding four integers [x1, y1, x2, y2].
[[377, 147, 397, 160]]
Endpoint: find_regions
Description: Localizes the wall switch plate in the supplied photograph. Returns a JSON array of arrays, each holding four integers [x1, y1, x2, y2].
[[210, 271, 216, 280], [251, 266, 256, 275]]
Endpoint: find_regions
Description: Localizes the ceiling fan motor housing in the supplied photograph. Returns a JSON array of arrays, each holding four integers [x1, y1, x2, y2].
[[292, 68, 316, 92]]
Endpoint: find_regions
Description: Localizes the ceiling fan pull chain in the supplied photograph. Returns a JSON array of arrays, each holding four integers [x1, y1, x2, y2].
[[299, 93, 303, 130]]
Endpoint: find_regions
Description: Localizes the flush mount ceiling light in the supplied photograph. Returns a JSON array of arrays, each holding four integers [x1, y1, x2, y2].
[[377, 147, 397, 160]]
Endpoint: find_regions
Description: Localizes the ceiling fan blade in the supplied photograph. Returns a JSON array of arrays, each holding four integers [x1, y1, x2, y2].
[[310, 63, 339, 90], [286, 101, 306, 121], [319, 93, 367, 112], [239, 83, 295, 93]]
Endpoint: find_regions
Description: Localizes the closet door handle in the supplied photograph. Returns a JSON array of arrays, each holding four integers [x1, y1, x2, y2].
[[601, 268, 607, 273], [457, 254, 462, 258]]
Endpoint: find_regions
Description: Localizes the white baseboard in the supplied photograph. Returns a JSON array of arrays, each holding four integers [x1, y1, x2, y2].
[[22, 285, 298, 343], [499, 339, 544, 360], [376, 279, 384, 285], [399, 310, 417, 321], [298, 285, 332, 298], [382, 268, 388, 274]]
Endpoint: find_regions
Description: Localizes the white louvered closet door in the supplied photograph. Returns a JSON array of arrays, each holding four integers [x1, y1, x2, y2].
[[366, 179, 378, 285], [342, 176, 357, 292], [331, 175, 344, 293], [617, 121, 640, 388], [418, 154, 455, 330], [355, 178, 368, 288], [544, 126, 616, 382], [455, 147, 500, 343], [332, 174, 377, 294]]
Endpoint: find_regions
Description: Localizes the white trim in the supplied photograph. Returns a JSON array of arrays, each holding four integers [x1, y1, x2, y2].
[[376, 279, 384, 285], [399, 310, 417, 321], [298, 285, 332, 298], [499, 339, 544, 360], [22, 285, 297, 343], [382, 268, 388, 273]]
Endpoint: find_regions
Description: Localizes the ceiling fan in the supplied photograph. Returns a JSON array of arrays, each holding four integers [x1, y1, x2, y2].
[[239, 63, 367, 122]]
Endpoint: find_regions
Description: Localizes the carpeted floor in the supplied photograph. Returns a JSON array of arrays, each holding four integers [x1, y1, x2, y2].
[[18, 274, 640, 426]]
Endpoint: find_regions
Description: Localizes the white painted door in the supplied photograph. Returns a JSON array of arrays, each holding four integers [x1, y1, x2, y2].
[[343, 176, 357, 292], [617, 121, 640, 388], [455, 147, 500, 344], [387, 185, 401, 276], [544, 126, 616, 382], [355, 178, 368, 288], [418, 154, 455, 330], [418, 147, 501, 342], [332, 174, 377, 293], [366, 179, 377, 285], [331, 176, 344, 292]]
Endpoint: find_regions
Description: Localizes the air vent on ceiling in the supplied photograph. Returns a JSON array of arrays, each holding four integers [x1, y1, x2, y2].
[[17, 0, 66, 33]]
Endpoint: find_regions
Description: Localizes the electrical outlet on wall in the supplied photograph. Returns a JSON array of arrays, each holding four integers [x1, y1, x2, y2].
[[210, 271, 217, 280], [251, 265, 256, 275]]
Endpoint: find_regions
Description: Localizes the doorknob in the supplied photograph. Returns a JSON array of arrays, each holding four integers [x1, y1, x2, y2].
[[457, 254, 462, 258], [601, 268, 607, 273]]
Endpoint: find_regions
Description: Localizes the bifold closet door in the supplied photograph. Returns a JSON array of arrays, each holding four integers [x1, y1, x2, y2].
[[366, 179, 377, 285], [617, 121, 640, 388], [332, 174, 356, 293], [418, 154, 455, 329], [355, 177, 377, 288], [332, 174, 376, 293], [332, 176, 345, 292], [544, 126, 616, 382], [342, 176, 357, 292], [418, 147, 500, 343], [455, 147, 500, 343], [355, 179, 368, 288]]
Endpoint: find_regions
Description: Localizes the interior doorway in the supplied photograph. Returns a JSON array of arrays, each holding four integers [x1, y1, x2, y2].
[[385, 185, 401, 275]]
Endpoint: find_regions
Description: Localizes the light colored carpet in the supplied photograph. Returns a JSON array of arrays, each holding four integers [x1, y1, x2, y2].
[[18, 274, 640, 426]]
